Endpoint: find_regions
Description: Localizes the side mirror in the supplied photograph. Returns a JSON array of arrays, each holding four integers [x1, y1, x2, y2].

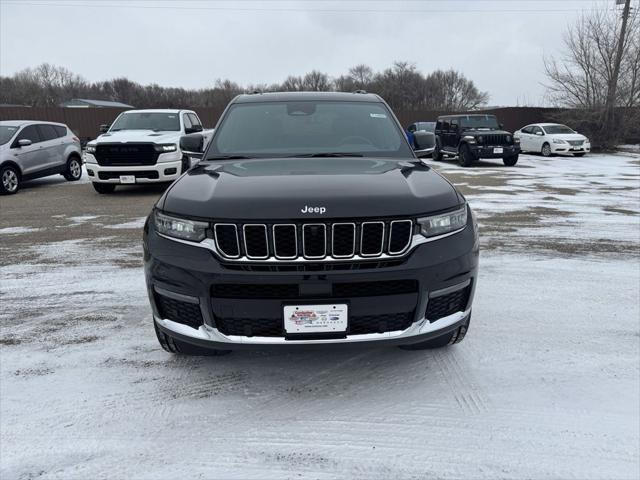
[[18, 139, 32, 147], [499, 123, 504, 129], [185, 125, 203, 134], [536, 131, 543, 136], [99, 124, 110, 133], [180, 133, 204, 158]]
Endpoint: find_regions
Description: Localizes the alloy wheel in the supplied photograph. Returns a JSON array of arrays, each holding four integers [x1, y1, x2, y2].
[[2, 169, 18, 192]]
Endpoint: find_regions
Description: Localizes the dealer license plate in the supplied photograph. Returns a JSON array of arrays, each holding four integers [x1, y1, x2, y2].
[[119, 175, 136, 184], [493, 147, 504, 154], [284, 304, 348, 334]]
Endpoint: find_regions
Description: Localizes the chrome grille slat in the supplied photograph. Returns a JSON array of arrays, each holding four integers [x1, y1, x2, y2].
[[212, 219, 417, 262], [302, 224, 327, 259], [388, 220, 413, 255], [243, 224, 269, 259], [360, 221, 385, 257], [272, 224, 298, 259]]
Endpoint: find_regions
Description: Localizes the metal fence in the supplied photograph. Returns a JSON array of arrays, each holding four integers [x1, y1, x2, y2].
[[0, 105, 635, 144]]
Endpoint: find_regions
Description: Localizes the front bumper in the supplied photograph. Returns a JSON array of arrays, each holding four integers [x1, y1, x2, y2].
[[144, 215, 479, 349], [551, 143, 591, 154], [470, 144, 520, 158], [84, 151, 182, 184]]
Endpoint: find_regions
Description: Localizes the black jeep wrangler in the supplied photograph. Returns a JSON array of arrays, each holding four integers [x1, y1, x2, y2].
[[433, 114, 520, 167]]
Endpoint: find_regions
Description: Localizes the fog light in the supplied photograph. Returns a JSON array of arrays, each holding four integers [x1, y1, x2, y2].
[[164, 168, 177, 175]]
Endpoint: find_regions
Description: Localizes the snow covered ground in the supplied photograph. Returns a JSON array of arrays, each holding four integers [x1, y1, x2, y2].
[[1, 153, 639, 479]]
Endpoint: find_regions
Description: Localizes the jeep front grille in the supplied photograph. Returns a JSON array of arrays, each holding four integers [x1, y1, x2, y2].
[[212, 219, 414, 262], [480, 134, 511, 146]]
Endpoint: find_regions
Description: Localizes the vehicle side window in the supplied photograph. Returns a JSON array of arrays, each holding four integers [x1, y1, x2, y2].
[[188, 113, 202, 129], [54, 125, 67, 137], [183, 114, 193, 130], [533, 126, 544, 135], [37, 124, 58, 141], [14, 125, 42, 145], [442, 120, 450, 131], [435, 120, 442, 131], [450, 119, 458, 132], [521, 126, 531, 134]]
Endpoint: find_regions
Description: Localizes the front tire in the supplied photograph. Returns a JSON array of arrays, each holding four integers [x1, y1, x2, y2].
[[541, 142, 553, 157], [92, 182, 116, 194], [63, 156, 82, 181], [0, 165, 20, 195], [154, 323, 231, 356], [503, 154, 519, 166], [399, 318, 470, 350], [458, 144, 475, 167], [433, 144, 443, 161]]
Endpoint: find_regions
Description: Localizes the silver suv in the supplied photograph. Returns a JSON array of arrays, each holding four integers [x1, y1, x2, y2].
[[0, 120, 83, 195]]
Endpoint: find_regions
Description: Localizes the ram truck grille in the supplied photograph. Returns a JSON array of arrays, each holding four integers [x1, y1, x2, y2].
[[95, 143, 159, 166], [212, 219, 414, 262]]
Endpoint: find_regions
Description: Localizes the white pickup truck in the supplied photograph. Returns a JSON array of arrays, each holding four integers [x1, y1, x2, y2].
[[84, 109, 213, 193]]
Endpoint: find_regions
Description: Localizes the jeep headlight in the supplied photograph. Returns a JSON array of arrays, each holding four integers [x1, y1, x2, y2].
[[418, 205, 468, 238], [154, 211, 207, 242], [155, 144, 177, 152]]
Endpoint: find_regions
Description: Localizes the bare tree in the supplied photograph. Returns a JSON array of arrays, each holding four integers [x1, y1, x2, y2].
[[544, 8, 640, 146]]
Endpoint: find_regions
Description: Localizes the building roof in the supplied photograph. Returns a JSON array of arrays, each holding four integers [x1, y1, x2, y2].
[[233, 91, 382, 104], [62, 98, 134, 108]]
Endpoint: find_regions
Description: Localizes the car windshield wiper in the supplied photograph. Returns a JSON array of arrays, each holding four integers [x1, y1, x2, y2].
[[286, 152, 364, 158], [206, 155, 254, 160]]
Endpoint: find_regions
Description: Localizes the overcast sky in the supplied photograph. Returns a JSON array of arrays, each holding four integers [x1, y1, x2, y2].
[[0, 0, 619, 106]]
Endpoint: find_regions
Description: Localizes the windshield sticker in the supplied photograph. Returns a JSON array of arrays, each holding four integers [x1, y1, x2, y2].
[[370, 113, 387, 118]]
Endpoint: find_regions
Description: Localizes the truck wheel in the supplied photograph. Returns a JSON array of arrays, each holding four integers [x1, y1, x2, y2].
[[458, 144, 475, 167], [154, 323, 231, 356], [433, 144, 443, 161], [503, 155, 519, 166], [399, 317, 470, 350], [0, 164, 20, 195], [181, 155, 190, 174], [92, 182, 116, 194], [63, 155, 83, 181], [541, 143, 552, 157]]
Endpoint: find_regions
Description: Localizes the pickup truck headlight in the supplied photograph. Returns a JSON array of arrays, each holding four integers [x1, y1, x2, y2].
[[155, 144, 177, 152], [418, 205, 468, 238], [86, 145, 97, 153], [154, 211, 207, 242]]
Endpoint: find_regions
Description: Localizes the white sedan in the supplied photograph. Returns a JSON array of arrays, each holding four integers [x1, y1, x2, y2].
[[515, 123, 591, 157]]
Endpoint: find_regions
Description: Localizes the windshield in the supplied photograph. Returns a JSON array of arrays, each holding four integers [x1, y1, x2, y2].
[[110, 112, 180, 132], [207, 101, 413, 159], [460, 115, 500, 130], [543, 124, 575, 134], [415, 122, 436, 132], [0, 125, 19, 145]]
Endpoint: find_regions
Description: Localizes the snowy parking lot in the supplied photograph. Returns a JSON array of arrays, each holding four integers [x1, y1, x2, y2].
[[1, 153, 639, 479]]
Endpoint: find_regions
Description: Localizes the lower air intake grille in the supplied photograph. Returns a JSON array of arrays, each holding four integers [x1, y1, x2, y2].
[[154, 293, 203, 329], [425, 284, 471, 321], [215, 311, 415, 337]]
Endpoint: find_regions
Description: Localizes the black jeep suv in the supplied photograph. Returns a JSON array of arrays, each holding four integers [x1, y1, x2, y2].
[[433, 114, 520, 167], [143, 92, 479, 355]]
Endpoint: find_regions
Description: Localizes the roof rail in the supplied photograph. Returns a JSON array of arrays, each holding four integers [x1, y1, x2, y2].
[[353, 90, 367, 94]]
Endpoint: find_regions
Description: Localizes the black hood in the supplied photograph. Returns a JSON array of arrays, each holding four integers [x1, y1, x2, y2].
[[160, 157, 461, 220], [462, 128, 512, 136]]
